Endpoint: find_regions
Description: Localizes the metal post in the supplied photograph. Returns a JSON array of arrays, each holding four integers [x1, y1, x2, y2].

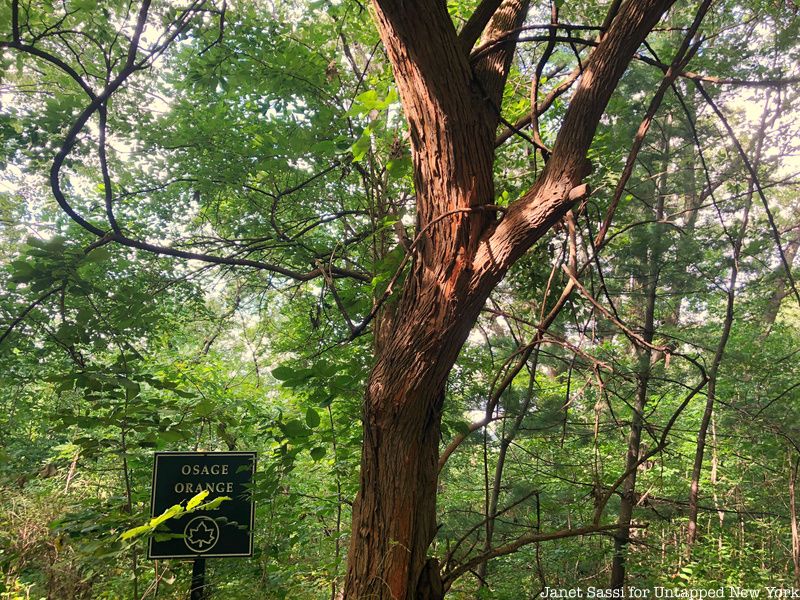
[[190, 558, 207, 600]]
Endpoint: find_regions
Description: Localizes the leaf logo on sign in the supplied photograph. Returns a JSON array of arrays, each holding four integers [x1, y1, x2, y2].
[[184, 516, 220, 553]]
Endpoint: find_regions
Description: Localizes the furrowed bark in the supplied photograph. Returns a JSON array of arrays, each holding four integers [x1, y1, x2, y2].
[[473, 0, 678, 283], [459, 0, 505, 51], [344, 1, 677, 597], [344, 2, 517, 596], [473, 0, 530, 110]]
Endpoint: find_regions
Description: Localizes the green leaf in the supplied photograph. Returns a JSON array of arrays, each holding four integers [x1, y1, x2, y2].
[[195, 398, 215, 417], [186, 490, 209, 511], [9, 260, 35, 283], [282, 419, 307, 439], [305, 407, 321, 428], [159, 429, 186, 443], [271, 365, 295, 381], [386, 158, 408, 179], [119, 524, 152, 541], [149, 503, 184, 529], [317, 394, 334, 408], [351, 127, 372, 162], [451, 421, 471, 436], [354, 90, 379, 109], [197, 496, 232, 511], [82, 246, 112, 264]]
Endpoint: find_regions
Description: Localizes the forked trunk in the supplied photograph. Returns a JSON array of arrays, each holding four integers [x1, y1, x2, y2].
[[343, 0, 678, 596]]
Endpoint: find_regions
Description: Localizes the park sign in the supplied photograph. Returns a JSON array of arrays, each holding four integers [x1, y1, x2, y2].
[[148, 452, 256, 559]]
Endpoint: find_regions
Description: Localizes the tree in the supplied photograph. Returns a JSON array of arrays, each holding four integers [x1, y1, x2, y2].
[[343, 1, 682, 597], [1, 0, 799, 598]]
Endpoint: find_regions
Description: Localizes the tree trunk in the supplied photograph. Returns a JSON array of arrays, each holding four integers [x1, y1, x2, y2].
[[610, 121, 670, 588], [477, 354, 539, 588], [609, 366, 649, 588], [343, 1, 678, 596], [762, 232, 800, 332], [710, 414, 724, 552], [344, 289, 490, 599], [791, 454, 800, 587], [686, 92, 774, 548]]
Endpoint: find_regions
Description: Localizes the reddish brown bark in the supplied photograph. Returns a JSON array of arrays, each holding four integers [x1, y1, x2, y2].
[[343, 1, 678, 597]]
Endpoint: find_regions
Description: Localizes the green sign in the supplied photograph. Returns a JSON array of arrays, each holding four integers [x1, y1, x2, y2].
[[148, 452, 256, 559]]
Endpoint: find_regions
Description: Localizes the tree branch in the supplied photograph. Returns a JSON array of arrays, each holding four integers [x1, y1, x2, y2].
[[474, 0, 678, 281], [0, 286, 65, 347], [22, 2, 369, 285], [472, 0, 531, 111], [693, 81, 800, 308], [595, 0, 711, 245], [459, 0, 504, 51], [443, 523, 646, 584]]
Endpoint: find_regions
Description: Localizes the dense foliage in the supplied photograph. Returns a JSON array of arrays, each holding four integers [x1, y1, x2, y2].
[[0, 0, 799, 598]]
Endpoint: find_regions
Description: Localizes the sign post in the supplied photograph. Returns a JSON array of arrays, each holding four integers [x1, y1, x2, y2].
[[190, 558, 206, 600], [148, 452, 256, 599]]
